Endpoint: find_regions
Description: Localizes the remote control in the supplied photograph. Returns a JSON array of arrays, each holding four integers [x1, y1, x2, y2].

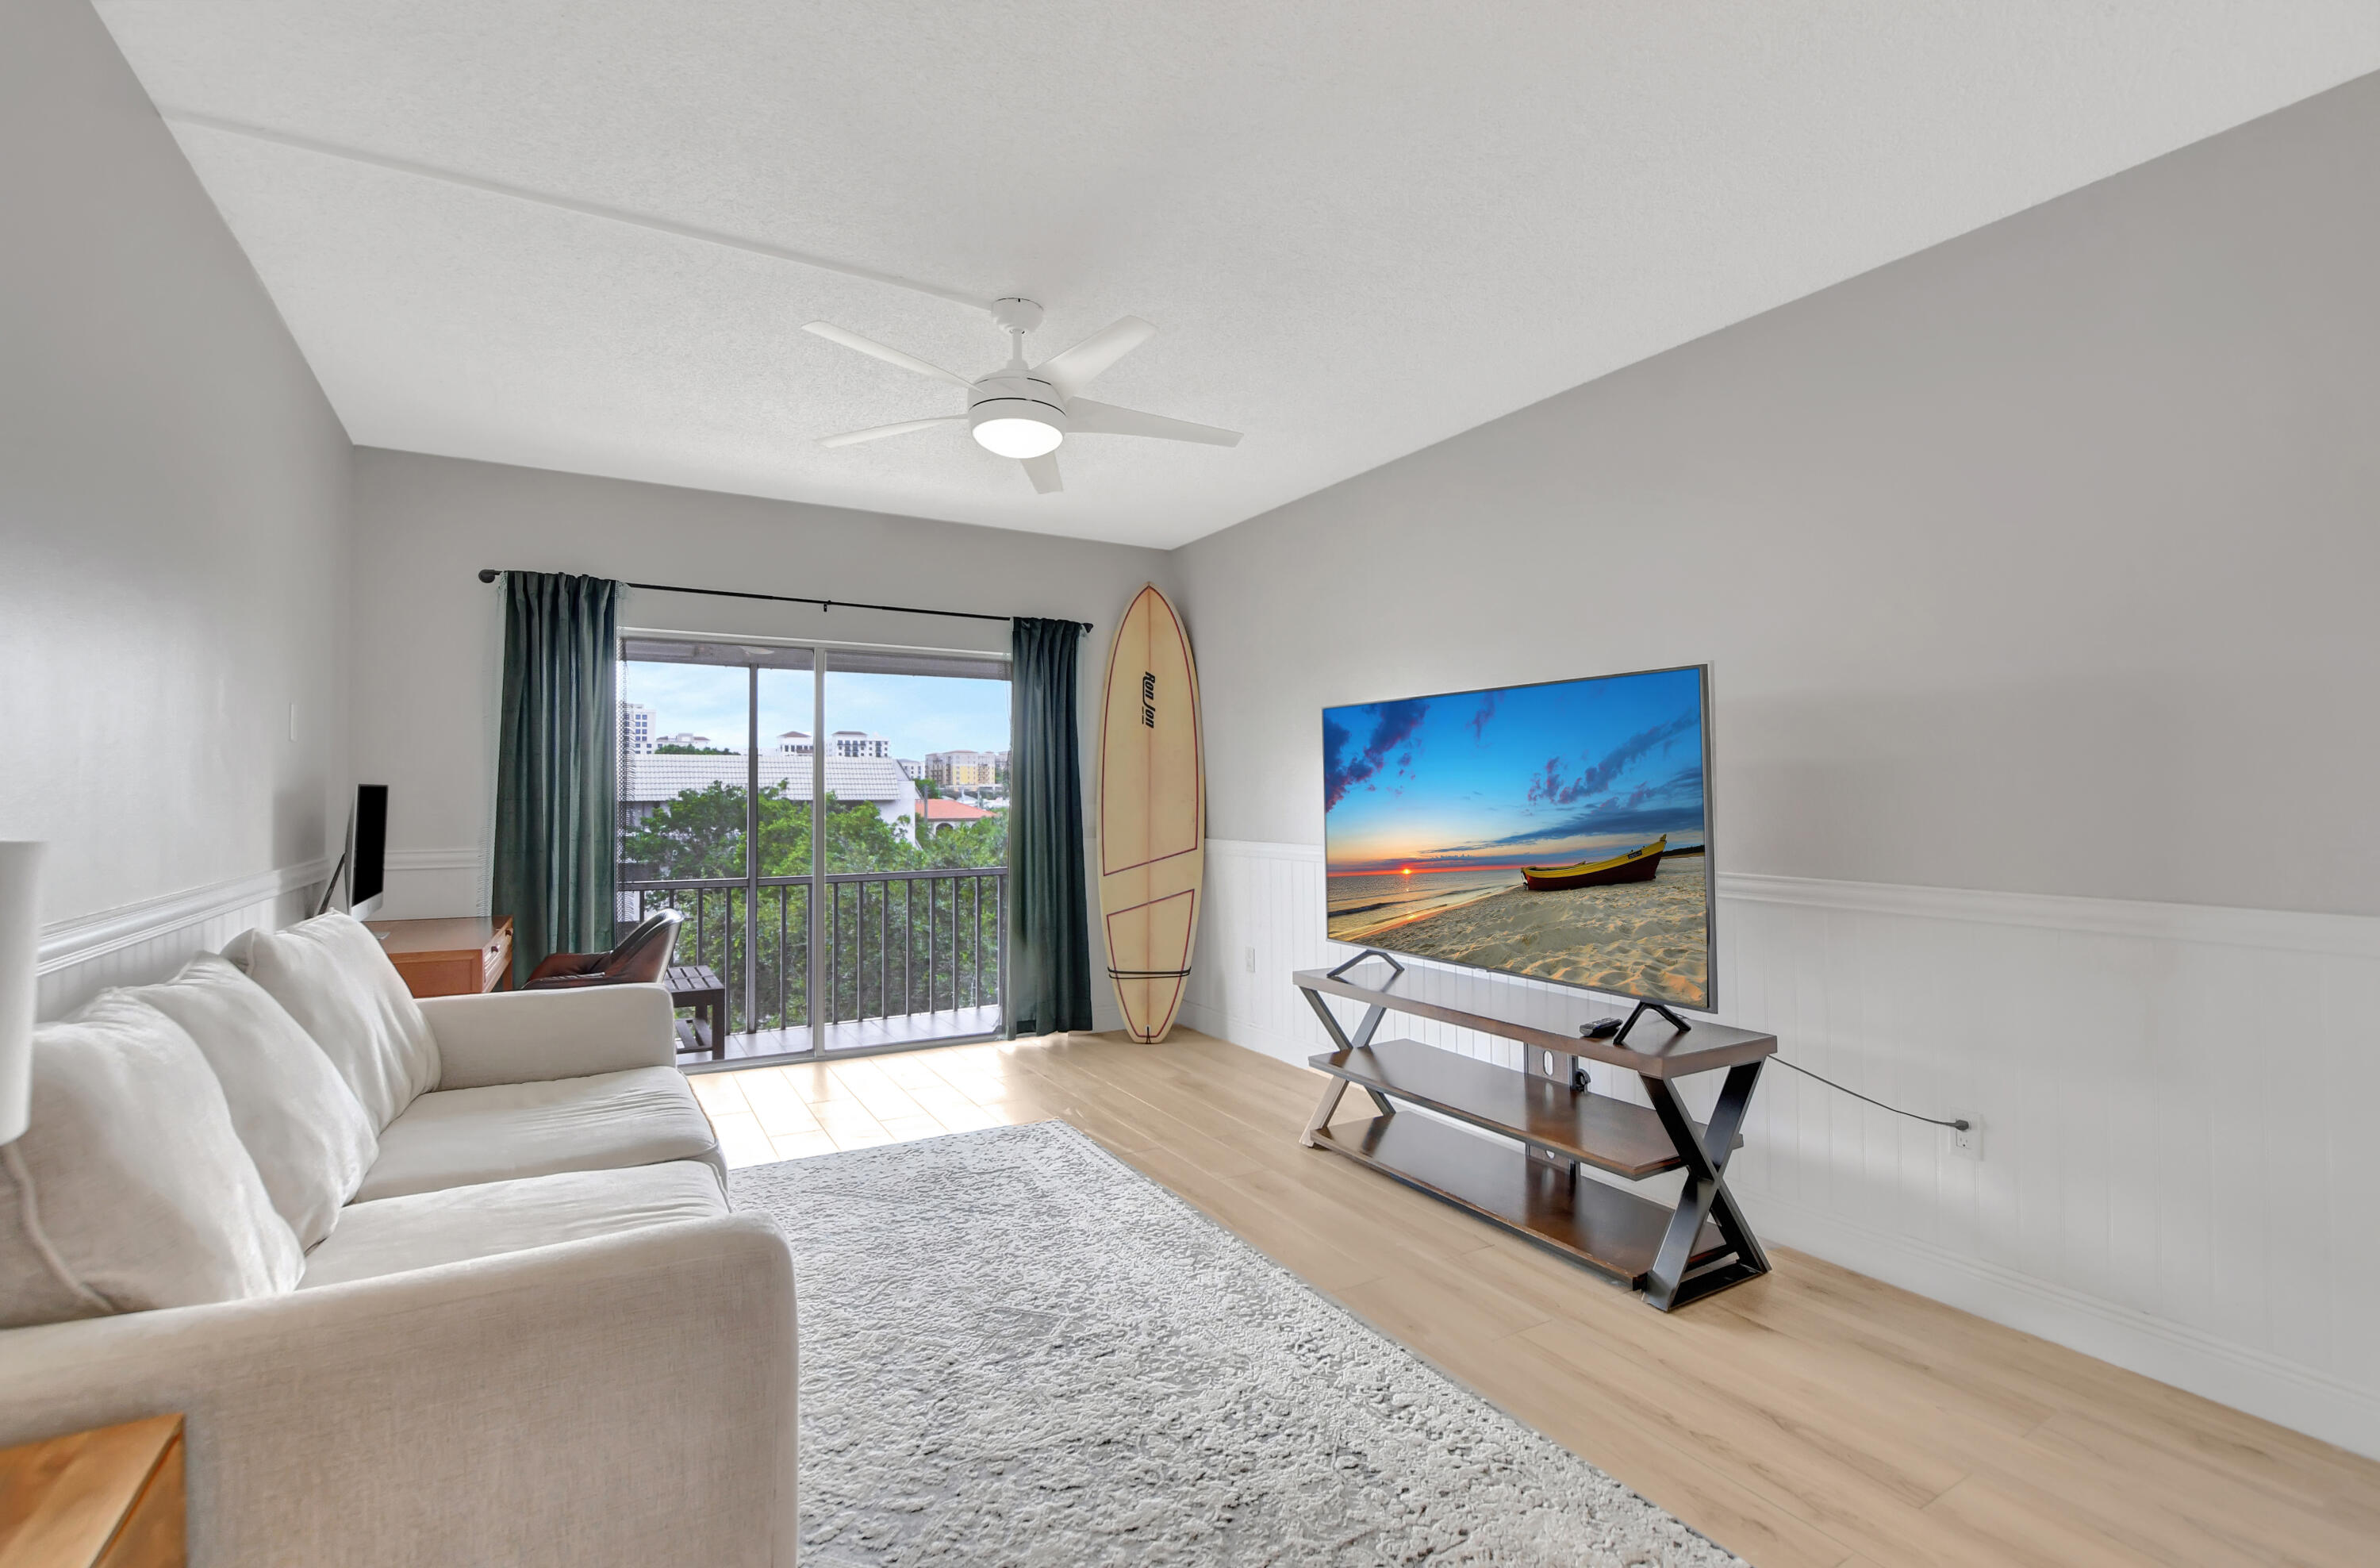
[[1580, 1017, 1622, 1040]]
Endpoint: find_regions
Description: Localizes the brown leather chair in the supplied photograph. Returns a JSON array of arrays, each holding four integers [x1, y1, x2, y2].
[[523, 910, 682, 989]]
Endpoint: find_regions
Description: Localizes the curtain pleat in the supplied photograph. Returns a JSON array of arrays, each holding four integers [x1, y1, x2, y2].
[[492, 571, 621, 986], [1006, 617, 1093, 1036]]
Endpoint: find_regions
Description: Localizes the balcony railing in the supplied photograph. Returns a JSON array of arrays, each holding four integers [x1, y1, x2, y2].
[[620, 867, 1004, 1050]]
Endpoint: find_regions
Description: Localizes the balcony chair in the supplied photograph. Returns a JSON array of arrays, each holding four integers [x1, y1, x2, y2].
[[523, 910, 683, 990]]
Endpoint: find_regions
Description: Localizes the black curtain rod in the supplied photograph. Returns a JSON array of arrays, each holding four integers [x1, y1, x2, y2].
[[475, 569, 1089, 633]]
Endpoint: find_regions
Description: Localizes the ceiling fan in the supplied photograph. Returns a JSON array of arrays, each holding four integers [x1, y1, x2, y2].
[[806, 297, 1241, 494]]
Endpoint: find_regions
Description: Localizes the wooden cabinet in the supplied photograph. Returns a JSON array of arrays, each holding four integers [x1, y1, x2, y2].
[[0, 1415, 185, 1567], [363, 916, 512, 997]]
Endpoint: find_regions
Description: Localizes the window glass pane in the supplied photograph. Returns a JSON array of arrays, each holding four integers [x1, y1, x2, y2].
[[819, 660, 1010, 872], [617, 653, 758, 882], [816, 651, 1011, 1039]]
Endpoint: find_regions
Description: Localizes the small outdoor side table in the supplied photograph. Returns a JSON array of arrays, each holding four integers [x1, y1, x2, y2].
[[666, 964, 727, 1061]]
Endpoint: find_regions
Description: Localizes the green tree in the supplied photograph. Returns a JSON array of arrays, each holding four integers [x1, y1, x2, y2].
[[916, 813, 1005, 868], [619, 784, 1007, 1032]]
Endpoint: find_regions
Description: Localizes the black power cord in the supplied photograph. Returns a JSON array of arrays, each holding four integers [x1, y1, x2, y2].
[[1772, 1057, 1970, 1132]]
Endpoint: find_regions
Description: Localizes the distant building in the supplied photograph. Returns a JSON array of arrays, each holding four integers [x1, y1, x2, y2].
[[777, 730, 812, 755], [617, 751, 921, 843], [830, 730, 889, 759], [926, 749, 1004, 786], [620, 702, 653, 755], [657, 731, 730, 751], [896, 758, 923, 781], [920, 797, 993, 836]]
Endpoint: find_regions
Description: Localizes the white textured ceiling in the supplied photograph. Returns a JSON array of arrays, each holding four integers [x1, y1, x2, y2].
[[94, 2, 2380, 548]]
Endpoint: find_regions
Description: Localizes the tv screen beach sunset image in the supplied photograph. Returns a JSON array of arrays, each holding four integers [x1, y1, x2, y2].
[[1323, 665, 1712, 1007]]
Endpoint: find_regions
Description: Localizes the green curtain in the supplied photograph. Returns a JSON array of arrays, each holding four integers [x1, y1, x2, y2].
[[1007, 617, 1093, 1037], [492, 571, 621, 985]]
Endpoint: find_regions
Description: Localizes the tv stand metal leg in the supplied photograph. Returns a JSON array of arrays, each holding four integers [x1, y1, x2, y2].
[[1298, 980, 1397, 1144], [1641, 1060, 1768, 1310], [1301, 1075, 1350, 1148]]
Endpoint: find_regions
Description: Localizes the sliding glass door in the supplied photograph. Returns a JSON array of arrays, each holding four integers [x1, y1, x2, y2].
[[616, 636, 1010, 1063]]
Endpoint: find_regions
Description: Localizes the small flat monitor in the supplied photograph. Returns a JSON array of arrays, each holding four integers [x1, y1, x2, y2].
[[350, 784, 388, 920]]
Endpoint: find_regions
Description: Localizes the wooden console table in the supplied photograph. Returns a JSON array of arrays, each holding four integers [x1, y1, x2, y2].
[[363, 917, 512, 998], [1296, 958, 1775, 1310], [0, 1414, 184, 1566]]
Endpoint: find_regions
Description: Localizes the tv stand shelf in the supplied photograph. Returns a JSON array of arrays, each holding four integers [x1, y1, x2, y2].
[[1308, 1114, 1733, 1283], [1295, 963, 1776, 1309], [1312, 1040, 1741, 1179]]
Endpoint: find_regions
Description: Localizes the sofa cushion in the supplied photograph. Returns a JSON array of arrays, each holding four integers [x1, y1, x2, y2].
[[125, 955, 378, 1249], [355, 1066, 720, 1202], [223, 913, 440, 1131], [0, 994, 301, 1328], [300, 1160, 729, 1288]]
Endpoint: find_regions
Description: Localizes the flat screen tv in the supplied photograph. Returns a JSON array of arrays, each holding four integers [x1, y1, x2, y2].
[[1323, 664, 1714, 1010]]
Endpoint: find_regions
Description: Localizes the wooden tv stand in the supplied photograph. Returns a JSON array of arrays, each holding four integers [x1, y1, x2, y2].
[[1295, 957, 1775, 1310]]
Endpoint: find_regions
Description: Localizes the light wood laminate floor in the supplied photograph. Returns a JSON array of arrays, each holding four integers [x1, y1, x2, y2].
[[695, 1029, 2380, 1567]]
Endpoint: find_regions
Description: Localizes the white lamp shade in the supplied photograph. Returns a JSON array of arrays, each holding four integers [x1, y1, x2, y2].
[[0, 842, 40, 1144], [971, 417, 1064, 459]]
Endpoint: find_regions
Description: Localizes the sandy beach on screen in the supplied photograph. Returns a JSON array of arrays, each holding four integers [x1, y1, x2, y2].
[[1380, 859, 1709, 1006]]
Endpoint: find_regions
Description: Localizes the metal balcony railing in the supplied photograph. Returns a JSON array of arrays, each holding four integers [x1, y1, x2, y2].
[[620, 867, 1004, 1043]]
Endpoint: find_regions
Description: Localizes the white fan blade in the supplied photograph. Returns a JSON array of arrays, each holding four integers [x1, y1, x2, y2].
[[1022, 452, 1063, 494], [1066, 397, 1242, 447], [1032, 317, 1156, 393], [816, 414, 965, 448], [803, 322, 975, 390]]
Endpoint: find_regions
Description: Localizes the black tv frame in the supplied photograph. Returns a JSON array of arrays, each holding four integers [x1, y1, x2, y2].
[[1322, 662, 1716, 1014]]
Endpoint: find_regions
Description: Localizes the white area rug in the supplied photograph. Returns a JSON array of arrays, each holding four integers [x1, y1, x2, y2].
[[731, 1119, 1744, 1566]]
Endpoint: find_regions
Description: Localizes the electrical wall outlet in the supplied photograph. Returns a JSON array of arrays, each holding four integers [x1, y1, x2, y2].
[[1243, 945, 1257, 974], [1949, 1120, 1983, 1160]]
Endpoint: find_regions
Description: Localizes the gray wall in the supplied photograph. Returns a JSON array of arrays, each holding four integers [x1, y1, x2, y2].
[[0, 0, 352, 932], [349, 448, 1172, 1025], [1176, 70, 2380, 918]]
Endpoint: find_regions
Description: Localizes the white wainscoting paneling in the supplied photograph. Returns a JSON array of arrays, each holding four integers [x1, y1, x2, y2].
[[1182, 838, 2380, 1461], [36, 859, 332, 1018], [382, 846, 486, 920]]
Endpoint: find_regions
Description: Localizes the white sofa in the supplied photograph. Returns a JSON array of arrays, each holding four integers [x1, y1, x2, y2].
[[0, 913, 797, 1567]]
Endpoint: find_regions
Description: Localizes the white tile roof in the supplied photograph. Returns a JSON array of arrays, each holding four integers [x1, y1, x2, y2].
[[620, 752, 915, 805]]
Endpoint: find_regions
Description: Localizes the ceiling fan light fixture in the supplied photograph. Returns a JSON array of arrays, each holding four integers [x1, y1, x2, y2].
[[808, 306, 1239, 490], [972, 415, 1065, 459]]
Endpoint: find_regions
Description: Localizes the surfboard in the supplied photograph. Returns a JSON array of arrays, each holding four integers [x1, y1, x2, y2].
[[1096, 583, 1204, 1043]]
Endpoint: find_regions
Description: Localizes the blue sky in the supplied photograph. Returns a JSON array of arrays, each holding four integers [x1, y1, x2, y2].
[[620, 660, 1010, 759], [1324, 667, 1706, 874]]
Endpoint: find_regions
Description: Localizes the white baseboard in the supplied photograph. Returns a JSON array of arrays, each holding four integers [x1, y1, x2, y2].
[[1180, 997, 1303, 1068], [1744, 1189, 2380, 1455]]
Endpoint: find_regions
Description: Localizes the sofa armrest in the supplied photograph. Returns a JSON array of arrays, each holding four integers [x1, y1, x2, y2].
[[420, 983, 677, 1089], [0, 1215, 797, 1568]]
